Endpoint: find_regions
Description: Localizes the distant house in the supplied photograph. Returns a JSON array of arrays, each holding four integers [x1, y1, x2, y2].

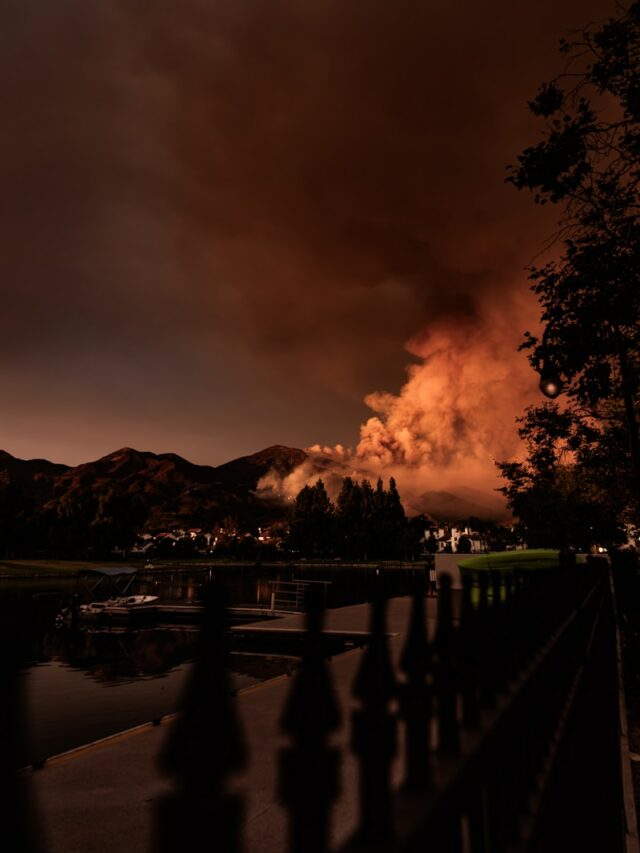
[[433, 526, 485, 554]]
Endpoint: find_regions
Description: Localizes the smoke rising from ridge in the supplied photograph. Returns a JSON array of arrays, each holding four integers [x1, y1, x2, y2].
[[258, 290, 539, 515]]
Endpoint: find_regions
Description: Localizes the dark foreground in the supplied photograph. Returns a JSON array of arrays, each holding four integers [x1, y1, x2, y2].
[[10, 557, 639, 853]]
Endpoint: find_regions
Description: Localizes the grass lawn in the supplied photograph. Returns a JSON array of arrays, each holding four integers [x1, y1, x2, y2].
[[457, 549, 565, 574]]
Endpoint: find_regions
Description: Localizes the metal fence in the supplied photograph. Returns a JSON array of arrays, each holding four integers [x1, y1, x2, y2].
[[5, 558, 635, 852], [153, 557, 634, 853]]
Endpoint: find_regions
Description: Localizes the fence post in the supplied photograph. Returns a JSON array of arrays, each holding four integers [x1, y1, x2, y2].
[[351, 588, 397, 844], [477, 573, 496, 710], [2, 600, 41, 853], [435, 573, 459, 756], [398, 581, 432, 790], [279, 598, 342, 853], [460, 574, 480, 731], [490, 573, 507, 695], [155, 582, 246, 853]]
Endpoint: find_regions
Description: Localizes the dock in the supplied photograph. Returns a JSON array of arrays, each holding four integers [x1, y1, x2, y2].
[[28, 596, 438, 853]]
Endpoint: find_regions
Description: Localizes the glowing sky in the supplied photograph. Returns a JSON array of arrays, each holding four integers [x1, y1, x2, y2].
[[1, 0, 611, 488]]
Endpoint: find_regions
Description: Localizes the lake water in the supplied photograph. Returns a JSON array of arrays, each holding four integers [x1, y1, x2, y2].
[[4, 569, 284, 766], [6, 564, 424, 766]]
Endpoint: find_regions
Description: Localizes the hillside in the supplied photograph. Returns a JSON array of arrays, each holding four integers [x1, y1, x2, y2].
[[0, 450, 69, 504], [0, 445, 308, 534]]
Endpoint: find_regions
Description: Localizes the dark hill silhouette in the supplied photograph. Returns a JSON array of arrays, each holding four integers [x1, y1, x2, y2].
[[214, 445, 307, 487], [0, 450, 69, 504], [0, 445, 308, 532]]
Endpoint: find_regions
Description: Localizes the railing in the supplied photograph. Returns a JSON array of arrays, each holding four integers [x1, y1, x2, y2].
[[152, 557, 633, 853], [269, 579, 332, 612]]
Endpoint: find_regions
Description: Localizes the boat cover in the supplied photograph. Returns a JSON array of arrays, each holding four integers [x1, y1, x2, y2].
[[78, 567, 138, 576]]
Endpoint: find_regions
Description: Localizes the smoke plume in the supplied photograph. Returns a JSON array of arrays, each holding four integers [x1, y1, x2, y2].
[[259, 290, 539, 516]]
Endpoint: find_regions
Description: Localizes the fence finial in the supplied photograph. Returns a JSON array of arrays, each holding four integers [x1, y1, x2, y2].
[[279, 595, 342, 853], [398, 580, 432, 789], [460, 574, 480, 730], [477, 572, 496, 709], [351, 584, 397, 843], [156, 581, 246, 853]]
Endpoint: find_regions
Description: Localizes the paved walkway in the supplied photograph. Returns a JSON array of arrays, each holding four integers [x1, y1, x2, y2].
[[28, 596, 440, 853]]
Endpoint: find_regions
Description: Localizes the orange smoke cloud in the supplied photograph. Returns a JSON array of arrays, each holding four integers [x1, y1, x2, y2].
[[258, 291, 538, 517]]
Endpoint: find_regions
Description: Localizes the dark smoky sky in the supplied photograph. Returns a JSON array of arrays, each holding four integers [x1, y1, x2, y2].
[[0, 0, 610, 467]]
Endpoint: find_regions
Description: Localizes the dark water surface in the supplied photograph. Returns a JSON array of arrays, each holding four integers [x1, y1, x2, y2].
[[3, 570, 289, 766], [4, 564, 423, 766]]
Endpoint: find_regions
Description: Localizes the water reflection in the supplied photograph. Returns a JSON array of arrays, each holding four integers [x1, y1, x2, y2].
[[23, 620, 296, 766], [4, 575, 296, 767], [47, 626, 200, 681], [5, 563, 424, 766]]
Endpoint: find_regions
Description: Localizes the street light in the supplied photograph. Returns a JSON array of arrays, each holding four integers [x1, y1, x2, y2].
[[539, 371, 563, 400], [536, 326, 564, 400]]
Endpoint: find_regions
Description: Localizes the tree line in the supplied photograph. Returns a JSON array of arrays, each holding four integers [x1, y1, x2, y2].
[[289, 476, 421, 559]]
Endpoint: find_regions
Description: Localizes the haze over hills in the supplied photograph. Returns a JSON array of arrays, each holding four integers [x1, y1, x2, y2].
[[0, 444, 508, 531], [419, 487, 510, 524]]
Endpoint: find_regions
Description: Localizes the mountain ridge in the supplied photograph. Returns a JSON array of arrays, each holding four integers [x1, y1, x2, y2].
[[0, 444, 508, 531], [0, 445, 307, 531]]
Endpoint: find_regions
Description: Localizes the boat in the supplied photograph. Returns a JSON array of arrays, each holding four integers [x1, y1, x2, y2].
[[56, 567, 158, 626], [77, 594, 159, 619]]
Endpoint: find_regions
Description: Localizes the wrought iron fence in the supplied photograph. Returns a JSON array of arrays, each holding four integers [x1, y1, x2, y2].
[[154, 557, 632, 853], [5, 557, 635, 852]]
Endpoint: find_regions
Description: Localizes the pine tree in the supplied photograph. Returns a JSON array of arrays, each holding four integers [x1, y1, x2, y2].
[[290, 479, 335, 557], [384, 477, 407, 558], [336, 477, 362, 558]]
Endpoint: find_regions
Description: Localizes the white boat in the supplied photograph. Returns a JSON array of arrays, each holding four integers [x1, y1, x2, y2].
[[78, 594, 159, 618], [56, 567, 159, 626]]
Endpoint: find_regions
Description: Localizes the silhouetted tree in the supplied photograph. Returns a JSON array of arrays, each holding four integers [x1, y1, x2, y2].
[[333, 476, 409, 559], [405, 514, 433, 559], [456, 535, 472, 554], [425, 530, 439, 554], [510, 5, 640, 411], [504, 2, 640, 530], [290, 479, 335, 557], [336, 477, 363, 558], [289, 476, 411, 559], [359, 479, 377, 559], [380, 477, 407, 558], [498, 404, 626, 548]]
